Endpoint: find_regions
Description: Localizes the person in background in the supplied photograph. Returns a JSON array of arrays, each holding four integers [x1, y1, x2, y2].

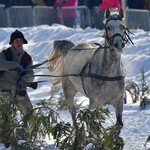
[[77, 0, 90, 28], [31, 0, 45, 5], [127, 0, 144, 9], [0, 0, 6, 5], [5, 0, 34, 8], [89, 0, 120, 30], [77, 0, 102, 28], [4, 0, 35, 8], [0, 30, 34, 116], [78, 0, 88, 6], [20, 0, 35, 6], [3, 0, 17, 7], [87, 0, 102, 9], [31, 0, 56, 6], [144, 0, 150, 10], [87, 0, 103, 29], [99, 0, 121, 10], [54, 0, 78, 28], [43, 0, 56, 6]]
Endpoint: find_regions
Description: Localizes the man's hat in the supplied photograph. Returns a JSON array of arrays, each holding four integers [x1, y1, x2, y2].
[[9, 30, 28, 45]]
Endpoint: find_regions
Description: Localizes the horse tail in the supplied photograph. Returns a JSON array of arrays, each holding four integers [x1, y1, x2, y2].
[[47, 40, 75, 93]]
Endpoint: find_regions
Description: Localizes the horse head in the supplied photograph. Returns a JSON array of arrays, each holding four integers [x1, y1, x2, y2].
[[104, 9, 126, 52]]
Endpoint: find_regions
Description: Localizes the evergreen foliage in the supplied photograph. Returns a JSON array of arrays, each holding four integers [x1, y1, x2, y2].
[[124, 69, 150, 106], [140, 68, 150, 109], [103, 125, 124, 150], [52, 108, 124, 150], [0, 94, 124, 149], [0, 97, 60, 149], [0, 96, 18, 148], [125, 79, 140, 104]]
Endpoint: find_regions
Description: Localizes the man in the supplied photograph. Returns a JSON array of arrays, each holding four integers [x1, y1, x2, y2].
[[127, 0, 144, 9], [4, 0, 35, 8], [144, 0, 150, 10], [54, 0, 78, 28], [99, 0, 121, 10], [0, 29, 34, 116]]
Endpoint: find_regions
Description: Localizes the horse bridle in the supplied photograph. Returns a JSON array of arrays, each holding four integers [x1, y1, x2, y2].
[[104, 16, 134, 46]]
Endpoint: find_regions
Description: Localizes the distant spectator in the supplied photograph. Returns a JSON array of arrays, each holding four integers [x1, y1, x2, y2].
[[20, 0, 35, 6], [87, 0, 102, 9], [4, 0, 35, 8], [78, 0, 89, 6], [78, 0, 102, 9], [0, 0, 6, 5], [144, 0, 150, 10], [32, 0, 45, 5], [127, 0, 144, 9], [99, 0, 121, 10], [54, 0, 77, 9], [77, 0, 90, 28], [4, 0, 17, 8], [43, 0, 56, 6], [89, 0, 120, 30], [32, 0, 56, 6], [87, 0, 103, 29], [77, 0, 103, 29], [54, 0, 78, 27]]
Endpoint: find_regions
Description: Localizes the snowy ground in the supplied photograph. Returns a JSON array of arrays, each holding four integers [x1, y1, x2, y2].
[[0, 24, 150, 150]]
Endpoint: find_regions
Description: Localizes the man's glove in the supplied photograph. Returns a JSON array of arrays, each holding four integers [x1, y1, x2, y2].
[[19, 76, 27, 89], [15, 64, 24, 72], [17, 76, 27, 96]]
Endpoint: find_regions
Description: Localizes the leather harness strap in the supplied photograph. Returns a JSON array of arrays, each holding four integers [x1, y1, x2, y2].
[[78, 46, 125, 96]]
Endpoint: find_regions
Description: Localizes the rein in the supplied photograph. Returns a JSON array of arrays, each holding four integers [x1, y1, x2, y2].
[[28, 73, 125, 81], [85, 73, 124, 81], [24, 14, 136, 84], [29, 46, 125, 82]]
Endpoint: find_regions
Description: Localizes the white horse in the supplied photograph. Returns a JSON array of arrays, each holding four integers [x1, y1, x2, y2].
[[47, 9, 132, 126]]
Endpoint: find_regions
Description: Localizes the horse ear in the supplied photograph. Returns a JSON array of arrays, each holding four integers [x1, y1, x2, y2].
[[105, 9, 111, 19], [119, 8, 124, 19]]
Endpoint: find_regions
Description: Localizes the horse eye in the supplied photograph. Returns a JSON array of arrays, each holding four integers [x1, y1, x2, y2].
[[106, 26, 111, 31], [119, 24, 124, 30]]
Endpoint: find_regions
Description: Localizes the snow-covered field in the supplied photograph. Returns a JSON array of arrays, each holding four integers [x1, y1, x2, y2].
[[0, 24, 150, 150]]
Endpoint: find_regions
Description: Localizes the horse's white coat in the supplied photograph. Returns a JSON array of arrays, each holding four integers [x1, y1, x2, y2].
[[48, 9, 127, 126]]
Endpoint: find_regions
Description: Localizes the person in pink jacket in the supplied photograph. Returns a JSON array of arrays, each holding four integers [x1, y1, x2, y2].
[[54, 0, 77, 10], [54, 0, 77, 27], [99, 0, 121, 10]]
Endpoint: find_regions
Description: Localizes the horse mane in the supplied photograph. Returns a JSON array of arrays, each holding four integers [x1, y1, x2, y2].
[[47, 40, 75, 93]]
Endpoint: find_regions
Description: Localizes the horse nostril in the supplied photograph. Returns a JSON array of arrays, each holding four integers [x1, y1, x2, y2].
[[122, 43, 125, 47], [114, 43, 119, 48]]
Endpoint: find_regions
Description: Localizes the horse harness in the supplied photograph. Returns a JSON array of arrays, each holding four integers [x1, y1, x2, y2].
[[104, 15, 134, 46], [76, 14, 133, 95], [77, 45, 125, 96]]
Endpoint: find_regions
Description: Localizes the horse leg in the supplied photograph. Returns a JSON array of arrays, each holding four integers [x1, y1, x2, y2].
[[62, 77, 77, 125], [113, 98, 124, 127]]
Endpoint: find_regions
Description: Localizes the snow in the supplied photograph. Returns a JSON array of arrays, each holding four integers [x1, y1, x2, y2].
[[0, 24, 150, 150]]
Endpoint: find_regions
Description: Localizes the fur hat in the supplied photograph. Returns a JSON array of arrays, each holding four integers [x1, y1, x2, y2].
[[9, 30, 28, 45]]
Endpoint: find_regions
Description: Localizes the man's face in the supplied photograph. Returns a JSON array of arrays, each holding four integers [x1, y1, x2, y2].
[[12, 38, 23, 50]]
